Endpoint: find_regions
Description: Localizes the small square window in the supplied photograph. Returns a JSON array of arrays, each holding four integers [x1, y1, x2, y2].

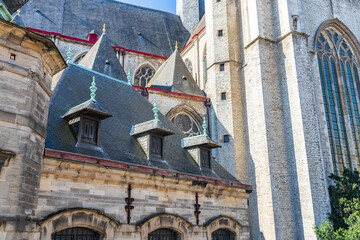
[[200, 148, 211, 168], [10, 54, 16, 60], [221, 92, 227, 100], [219, 64, 225, 71], [150, 135, 163, 158], [224, 135, 230, 143], [218, 30, 223, 37]]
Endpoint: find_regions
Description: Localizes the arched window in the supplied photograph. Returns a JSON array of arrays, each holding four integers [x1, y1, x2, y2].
[[171, 113, 201, 136], [148, 228, 180, 240], [203, 48, 207, 86], [134, 64, 155, 87], [52, 227, 101, 240], [73, 52, 88, 64], [212, 229, 236, 240], [317, 25, 360, 174], [185, 58, 193, 75]]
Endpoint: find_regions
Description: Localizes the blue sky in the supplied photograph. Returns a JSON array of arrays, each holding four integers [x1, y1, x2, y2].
[[118, 0, 176, 13]]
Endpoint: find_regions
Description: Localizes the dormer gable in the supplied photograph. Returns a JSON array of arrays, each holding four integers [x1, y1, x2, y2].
[[62, 77, 112, 149], [130, 100, 174, 160]]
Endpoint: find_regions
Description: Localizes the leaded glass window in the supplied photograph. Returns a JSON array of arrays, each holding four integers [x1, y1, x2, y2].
[[317, 27, 360, 174], [52, 227, 101, 240], [148, 228, 180, 240], [134, 64, 155, 87], [212, 229, 236, 240], [171, 113, 200, 136]]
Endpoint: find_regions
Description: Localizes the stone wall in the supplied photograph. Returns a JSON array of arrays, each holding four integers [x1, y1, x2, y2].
[[0, 21, 65, 240], [34, 156, 250, 240]]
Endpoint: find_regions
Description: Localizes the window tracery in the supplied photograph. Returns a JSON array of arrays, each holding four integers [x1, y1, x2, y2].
[[185, 58, 193, 75], [317, 26, 360, 174], [134, 64, 155, 87], [73, 52, 87, 64], [171, 113, 200, 136]]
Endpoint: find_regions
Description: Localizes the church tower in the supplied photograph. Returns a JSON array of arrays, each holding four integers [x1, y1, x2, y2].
[[176, 0, 205, 33]]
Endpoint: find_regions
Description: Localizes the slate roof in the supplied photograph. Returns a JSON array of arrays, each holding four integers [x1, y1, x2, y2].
[[18, 0, 190, 58], [78, 33, 127, 80], [146, 50, 204, 97], [3, 0, 29, 14], [11, 13, 26, 28], [46, 62, 238, 182]]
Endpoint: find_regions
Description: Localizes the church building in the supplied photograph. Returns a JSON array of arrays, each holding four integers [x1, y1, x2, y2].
[[1, 0, 360, 239]]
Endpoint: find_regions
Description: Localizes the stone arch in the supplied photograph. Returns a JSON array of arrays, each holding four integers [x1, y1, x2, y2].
[[38, 208, 119, 240], [138, 213, 192, 240], [315, 18, 360, 59], [314, 18, 360, 173], [133, 62, 156, 87], [204, 216, 242, 240], [166, 104, 203, 136]]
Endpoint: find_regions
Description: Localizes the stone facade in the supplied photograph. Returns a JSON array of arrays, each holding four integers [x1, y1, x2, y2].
[[0, 20, 66, 239], [180, 0, 360, 239]]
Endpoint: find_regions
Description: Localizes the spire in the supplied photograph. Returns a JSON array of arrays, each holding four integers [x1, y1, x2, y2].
[[103, 23, 106, 33], [90, 76, 97, 102], [127, 70, 132, 85], [202, 116, 208, 137], [153, 99, 160, 122], [175, 41, 178, 51], [10, 8, 26, 28], [67, 45, 72, 63]]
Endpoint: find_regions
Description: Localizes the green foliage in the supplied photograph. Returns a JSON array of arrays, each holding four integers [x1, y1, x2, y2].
[[315, 198, 360, 240], [328, 169, 360, 230], [315, 169, 360, 240]]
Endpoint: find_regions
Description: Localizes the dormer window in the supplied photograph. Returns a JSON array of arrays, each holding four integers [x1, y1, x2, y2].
[[150, 135, 163, 159], [182, 117, 220, 170], [131, 100, 174, 161], [200, 148, 211, 168], [81, 118, 98, 145], [62, 77, 112, 149]]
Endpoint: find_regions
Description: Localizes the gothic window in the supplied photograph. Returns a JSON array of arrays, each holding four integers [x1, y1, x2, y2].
[[185, 58, 193, 75], [212, 229, 236, 240], [52, 227, 101, 240], [148, 228, 180, 240], [203, 49, 208, 85], [317, 26, 360, 174], [135, 64, 155, 87], [73, 52, 87, 64], [171, 113, 200, 136]]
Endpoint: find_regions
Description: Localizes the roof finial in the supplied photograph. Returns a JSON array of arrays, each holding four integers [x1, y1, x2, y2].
[[67, 45, 72, 63], [127, 70, 132, 85], [202, 116, 208, 137], [175, 41, 178, 51], [17, 9, 20, 14], [103, 23, 106, 33], [153, 99, 160, 122], [90, 76, 97, 102]]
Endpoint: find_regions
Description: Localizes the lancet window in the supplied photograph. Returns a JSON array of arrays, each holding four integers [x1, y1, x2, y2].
[[317, 26, 360, 174]]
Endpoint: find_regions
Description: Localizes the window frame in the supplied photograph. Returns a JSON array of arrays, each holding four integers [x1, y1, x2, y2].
[[78, 115, 101, 146]]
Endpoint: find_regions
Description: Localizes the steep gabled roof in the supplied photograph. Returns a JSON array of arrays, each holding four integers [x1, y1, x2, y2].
[[146, 50, 204, 97], [78, 32, 127, 80], [18, 0, 190, 58], [46, 62, 237, 182]]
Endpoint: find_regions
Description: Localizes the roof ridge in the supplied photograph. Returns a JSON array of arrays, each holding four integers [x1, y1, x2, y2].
[[69, 62, 129, 86]]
